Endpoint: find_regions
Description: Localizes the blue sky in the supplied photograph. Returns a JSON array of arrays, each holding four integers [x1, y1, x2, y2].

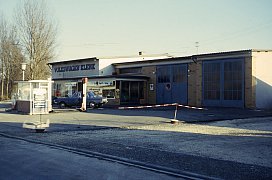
[[1, 0, 272, 60]]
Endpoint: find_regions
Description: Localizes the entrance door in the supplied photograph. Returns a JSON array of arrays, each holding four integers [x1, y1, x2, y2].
[[130, 81, 140, 103], [120, 81, 144, 104], [156, 65, 172, 104], [172, 64, 188, 104], [120, 81, 130, 103]]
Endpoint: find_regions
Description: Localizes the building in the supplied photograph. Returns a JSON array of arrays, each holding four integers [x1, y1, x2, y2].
[[49, 49, 272, 109], [49, 54, 171, 105]]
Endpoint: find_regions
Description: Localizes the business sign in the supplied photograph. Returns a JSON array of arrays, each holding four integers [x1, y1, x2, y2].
[[90, 80, 114, 87], [52, 61, 99, 79], [54, 64, 95, 73], [149, 83, 154, 91], [33, 88, 47, 96]]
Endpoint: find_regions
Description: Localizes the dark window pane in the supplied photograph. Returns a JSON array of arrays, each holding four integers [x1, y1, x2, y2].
[[203, 62, 220, 100], [119, 67, 142, 74], [102, 89, 115, 98], [157, 66, 170, 83], [223, 60, 243, 100], [139, 82, 144, 99]]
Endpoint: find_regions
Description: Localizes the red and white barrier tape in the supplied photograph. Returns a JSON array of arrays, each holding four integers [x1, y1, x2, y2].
[[176, 104, 205, 110], [118, 103, 204, 110]]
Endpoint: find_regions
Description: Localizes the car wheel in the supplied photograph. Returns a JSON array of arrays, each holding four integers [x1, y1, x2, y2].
[[89, 102, 95, 109], [59, 102, 66, 109]]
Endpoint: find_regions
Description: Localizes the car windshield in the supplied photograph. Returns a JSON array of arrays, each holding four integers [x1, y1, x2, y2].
[[70, 91, 100, 98]]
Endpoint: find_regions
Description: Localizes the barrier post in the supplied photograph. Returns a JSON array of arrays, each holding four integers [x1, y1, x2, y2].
[[171, 103, 179, 124], [80, 77, 87, 112]]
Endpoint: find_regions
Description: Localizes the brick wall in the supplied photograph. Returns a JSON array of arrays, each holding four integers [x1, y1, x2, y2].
[[141, 66, 156, 104], [244, 56, 255, 109], [187, 61, 202, 107], [195, 61, 202, 107], [188, 63, 196, 106]]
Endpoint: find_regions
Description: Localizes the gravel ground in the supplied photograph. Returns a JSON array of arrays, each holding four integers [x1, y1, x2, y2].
[[0, 102, 272, 179], [125, 119, 272, 167]]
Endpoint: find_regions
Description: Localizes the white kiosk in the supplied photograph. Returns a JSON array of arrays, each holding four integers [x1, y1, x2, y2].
[[14, 79, 53, 132]]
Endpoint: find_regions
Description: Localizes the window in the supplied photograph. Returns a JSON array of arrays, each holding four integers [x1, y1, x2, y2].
[[102, 89, 115, 98], [53, 81, 78, 97], [224, 61, 242, 100], [88, 80, 116, 98], [139, 82, 144, 99], [203, 62, 221, 100], [173, 65, 186, 83], [119, 67, 142, 74], [157, 66, 170, 83]]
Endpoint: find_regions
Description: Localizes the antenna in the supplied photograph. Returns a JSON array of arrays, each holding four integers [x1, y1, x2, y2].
[[192, 42, 199, 64], [195, 42, 199, 54]]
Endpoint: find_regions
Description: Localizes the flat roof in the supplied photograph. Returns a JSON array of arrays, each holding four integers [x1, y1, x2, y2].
[[113, 49, 272, 67], [48, 53, 172, 65], [97, 53, 171, 59], [112, 56, 190, 66], [49, 49, 272, 66], [48, 57, 98, 65]]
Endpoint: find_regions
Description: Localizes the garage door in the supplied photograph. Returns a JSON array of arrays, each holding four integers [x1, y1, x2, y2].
[[156, 64, 188, 104], [202, 58, 244, 107]]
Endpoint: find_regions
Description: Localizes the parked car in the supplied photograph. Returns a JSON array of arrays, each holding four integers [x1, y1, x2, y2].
[[53, 91, 108, 108]]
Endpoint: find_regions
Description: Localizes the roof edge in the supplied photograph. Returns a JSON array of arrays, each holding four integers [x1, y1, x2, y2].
[[48, 57, 97, 65]]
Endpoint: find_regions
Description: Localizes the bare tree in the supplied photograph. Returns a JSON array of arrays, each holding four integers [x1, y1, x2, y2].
[[4, 27, 25, 97], [15, 0, 57, 80], [0, 15, 23, 99], [0, 14, 24, 99], [0, 14, 7, 99]]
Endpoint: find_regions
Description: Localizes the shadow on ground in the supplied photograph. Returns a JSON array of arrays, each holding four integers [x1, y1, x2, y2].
[[84, 107, 272, 123], [1, 101, 272, 123]]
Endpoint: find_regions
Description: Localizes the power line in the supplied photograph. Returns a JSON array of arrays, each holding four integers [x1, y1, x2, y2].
[[200, 18, 272, 46], [63, 42, 120, 48]]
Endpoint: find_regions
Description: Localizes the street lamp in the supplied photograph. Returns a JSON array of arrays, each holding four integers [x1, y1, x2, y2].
[[21, 62, 27, 81]]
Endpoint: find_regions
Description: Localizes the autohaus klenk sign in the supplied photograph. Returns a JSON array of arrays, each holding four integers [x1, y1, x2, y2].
[[54, 64, 95, 73]]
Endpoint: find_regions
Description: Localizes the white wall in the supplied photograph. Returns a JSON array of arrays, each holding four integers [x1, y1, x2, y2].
[[98, 55, 170, 76], [253, 51, 272, 109]]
